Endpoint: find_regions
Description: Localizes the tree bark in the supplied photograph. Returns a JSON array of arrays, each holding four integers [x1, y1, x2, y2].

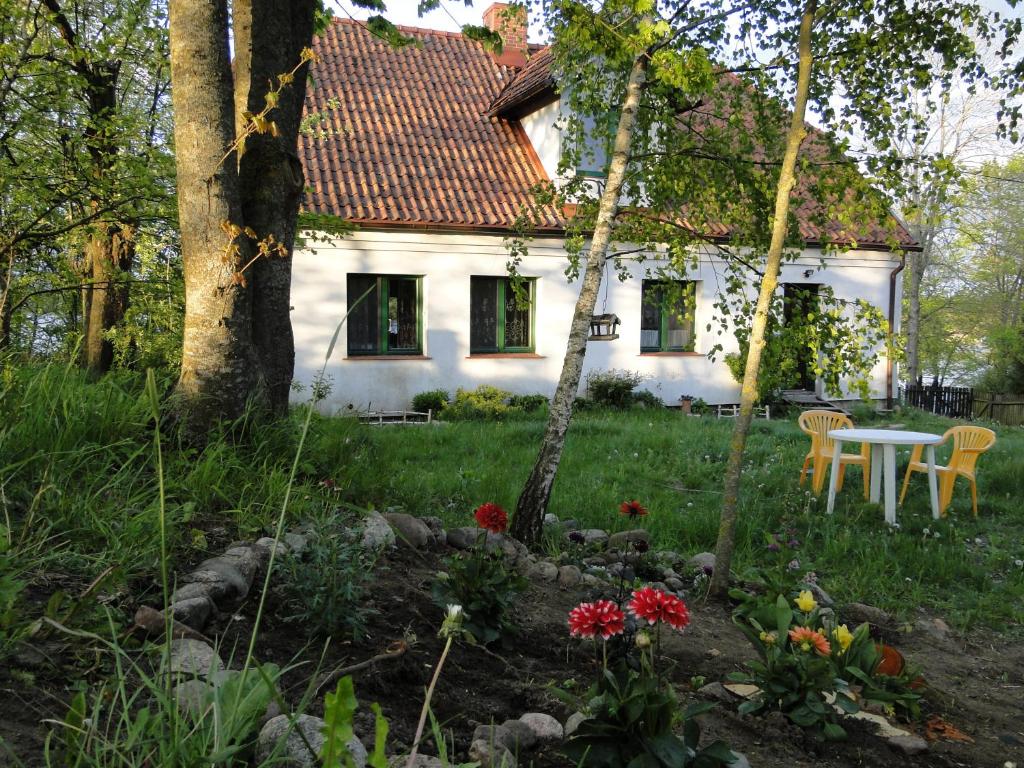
[[510, 48, 652, 546], [233, 0, 316, 413], [709, 0, 817, 597], [84, 224, 134, 374], [168, 0, 265, 430]]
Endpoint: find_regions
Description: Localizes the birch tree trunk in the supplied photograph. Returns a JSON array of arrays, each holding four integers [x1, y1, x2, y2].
[[510, 49, 651, 546], [168, 0, 265, 429], [233, 0, 315, 413], [709, 0, 817, 597]]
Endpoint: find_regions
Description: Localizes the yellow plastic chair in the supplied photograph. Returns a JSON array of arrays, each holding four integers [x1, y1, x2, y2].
[[798, 410, 870, 497], [899, 425, 996, 516]]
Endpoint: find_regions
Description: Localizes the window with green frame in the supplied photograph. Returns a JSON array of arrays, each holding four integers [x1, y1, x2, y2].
[[346, 274, 422, 356], [641, 280, 696, 352], [575, 109, 619, 178], [470, 276, 535, 353]]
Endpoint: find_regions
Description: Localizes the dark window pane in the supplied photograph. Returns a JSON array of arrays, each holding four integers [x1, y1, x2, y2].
[[471, 277, 498, 351], [387, 277, 418, 351], [504, 281, 531, 349], [348, 275, 379, 354], [665, 297, 692, 350], [641, 281, 661, 349]]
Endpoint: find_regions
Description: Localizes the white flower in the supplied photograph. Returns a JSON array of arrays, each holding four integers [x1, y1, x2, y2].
[[687, 502, 693, 508], [1014, 559, 1023, 568], [933, 532, 941, 539], [922, 527, 930, 536]]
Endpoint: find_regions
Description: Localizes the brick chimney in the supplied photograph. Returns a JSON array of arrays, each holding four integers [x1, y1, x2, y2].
[[483, 2, 528, 68]]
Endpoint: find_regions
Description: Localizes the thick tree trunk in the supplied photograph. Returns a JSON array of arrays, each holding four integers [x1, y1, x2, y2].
[[233, 0, 316, 413], [709, 0, 817, 597], [168, 0, 265, 430], [510, 50, 651, 546], [83, 223, 134, 374]]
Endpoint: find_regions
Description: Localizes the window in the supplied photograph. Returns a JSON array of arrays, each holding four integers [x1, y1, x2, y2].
[[347, 274, 422, 356], [470, 276, 535, 353], [641, 280, 696, 352], [575, 110, 619, 178]]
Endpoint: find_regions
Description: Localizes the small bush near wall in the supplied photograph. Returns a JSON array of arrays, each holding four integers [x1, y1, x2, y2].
[[632, 390, 664, 409], [443, 385, 517, 421], [508, 393, 549, 412], [586, 369, 657, 409], [412, 388, 450, 415]]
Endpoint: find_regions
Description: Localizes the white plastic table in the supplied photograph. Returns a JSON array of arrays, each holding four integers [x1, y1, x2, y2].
[[825, 428, 943, 525]]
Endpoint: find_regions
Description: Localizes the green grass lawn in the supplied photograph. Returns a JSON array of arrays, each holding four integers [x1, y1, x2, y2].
[[338, 407, 1024, 634], [2, 362, 1022, 641]]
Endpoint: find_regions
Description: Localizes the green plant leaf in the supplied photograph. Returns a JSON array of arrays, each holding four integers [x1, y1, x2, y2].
[[321, 676, 358, 768]]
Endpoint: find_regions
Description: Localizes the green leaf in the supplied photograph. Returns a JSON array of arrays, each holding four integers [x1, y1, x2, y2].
[[321, 676, 358, 768], [368, 703, 389, 768], [775, 594, 793, 634]]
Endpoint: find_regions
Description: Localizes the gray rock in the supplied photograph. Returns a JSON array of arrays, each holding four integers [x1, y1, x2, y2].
[[664, 577, 685, 592], [173, 679, 212, 716], [662, 567, 681, 580], [557, 565, 582, 589], [446, 528, 523, 561], [518, 712, 563, 744], [576, 529, 609, 546], [842, 602, 893, 627], [730, 752, 752, 768], [384, 512, 433, 549], [698, 682, 735, 705], [499, 719, 538, 751], [257, 714, 367, 768], [530, 560, 559, 582], [361, 511, 396, 551], [582, 574, 602, 588], [543, 513, 560, 526], [170, 596, 213, 629], [914, 617, 952, 643], [469, 739, 516, 768], [283, 532, 308, 555], [255, 537, 289, 558], [421, 516, 446, 544], [389, 757, 443, 768], [887, 734, 929, 756], [169, 582, 213, 603], [564, 712, 588, 737], [185, 557, 250, 601], [561, 518, 579, 531], [687, 552, 716, 572], [221, 546, 261, 581], [608, 529, 650, 550], [472, 724, 517, 752], [168, 639, 223, 679], [805, 582, 834, 607]]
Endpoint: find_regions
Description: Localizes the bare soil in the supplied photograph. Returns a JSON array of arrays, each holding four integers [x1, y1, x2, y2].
[[2, 545, 1023, 767]]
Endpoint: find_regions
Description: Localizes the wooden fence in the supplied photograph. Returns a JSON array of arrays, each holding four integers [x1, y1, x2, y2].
[[901, 384, 1024, 426], [972, 393, 1024, 427], [902, 384, 975, 419]]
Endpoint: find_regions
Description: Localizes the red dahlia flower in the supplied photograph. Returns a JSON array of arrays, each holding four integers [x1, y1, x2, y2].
[[619, 500, 648, 518], [568, 600, 625, 639], [628, 587, 691, 631], [474, 502, 508, 533]]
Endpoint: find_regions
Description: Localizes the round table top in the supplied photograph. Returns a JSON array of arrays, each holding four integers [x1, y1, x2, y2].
[[828, 428, 943, 445]]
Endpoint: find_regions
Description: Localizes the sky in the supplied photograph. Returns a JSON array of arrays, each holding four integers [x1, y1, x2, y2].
[[334, 0, 1023, 39]]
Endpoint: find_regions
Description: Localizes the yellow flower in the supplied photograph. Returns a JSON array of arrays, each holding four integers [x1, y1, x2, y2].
[[832, 624, 854, 654], [794, 590, 817, 613]]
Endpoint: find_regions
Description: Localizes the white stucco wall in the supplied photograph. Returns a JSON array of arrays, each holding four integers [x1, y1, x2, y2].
[[290, 229, 901, 413]]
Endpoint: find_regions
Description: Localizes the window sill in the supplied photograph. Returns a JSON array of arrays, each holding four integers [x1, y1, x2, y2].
[[639, 351, 702, 357], [466, 353, 545, 359], [344, 355, 431, 361]]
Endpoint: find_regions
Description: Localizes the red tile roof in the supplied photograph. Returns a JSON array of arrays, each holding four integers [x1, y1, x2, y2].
[[300, 19, 561, 230], [301, 19, 915, 251]]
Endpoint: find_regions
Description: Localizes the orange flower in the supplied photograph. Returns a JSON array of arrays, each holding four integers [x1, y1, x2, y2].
[[789, 626, 831, 656]]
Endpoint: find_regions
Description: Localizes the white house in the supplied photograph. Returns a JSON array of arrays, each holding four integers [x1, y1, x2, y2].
[[291, 4, 915, 413]]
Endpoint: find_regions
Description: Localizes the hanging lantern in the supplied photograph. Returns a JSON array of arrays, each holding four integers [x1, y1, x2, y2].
[[589, 313, 620, 341]]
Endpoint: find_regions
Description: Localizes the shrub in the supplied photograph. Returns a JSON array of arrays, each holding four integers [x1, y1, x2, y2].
[[277, 520, 377, 639], [508, 393, 549, 412], [632, 389, 664, 409], [586, 369, 647, 409], [411, 388, 450, 414], [442, 385, 515, 421]]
